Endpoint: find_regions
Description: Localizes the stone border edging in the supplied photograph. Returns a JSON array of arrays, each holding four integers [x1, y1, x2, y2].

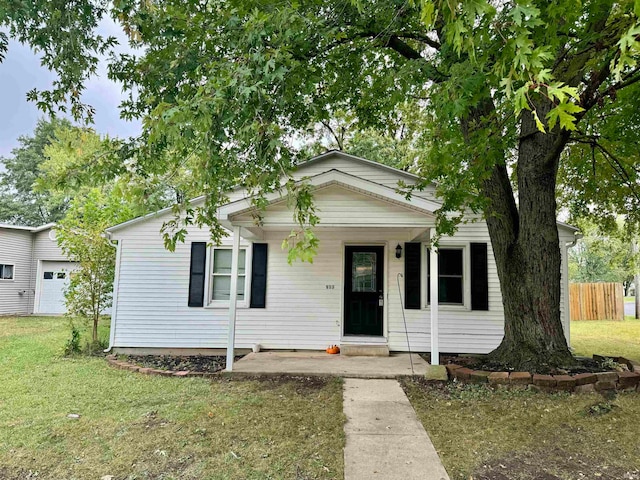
[[106, 354, 222, 377], [445, 356, 640, 393]]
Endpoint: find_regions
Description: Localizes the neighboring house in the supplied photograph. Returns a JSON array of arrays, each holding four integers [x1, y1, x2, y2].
[[105, 151, 579, 363], [0, 223, 78, 315]]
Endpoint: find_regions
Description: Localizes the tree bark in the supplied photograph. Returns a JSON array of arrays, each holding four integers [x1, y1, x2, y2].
[[482, 103, 576, 371]]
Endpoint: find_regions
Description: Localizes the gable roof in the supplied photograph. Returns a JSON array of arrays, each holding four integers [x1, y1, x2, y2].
[[300, 150, 420, 181]]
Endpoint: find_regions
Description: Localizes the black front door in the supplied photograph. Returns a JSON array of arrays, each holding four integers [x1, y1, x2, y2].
[[344, 246, 384, 336]]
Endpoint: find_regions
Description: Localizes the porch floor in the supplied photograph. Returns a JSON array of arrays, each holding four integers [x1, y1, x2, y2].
[[231, 351, 429, 378]]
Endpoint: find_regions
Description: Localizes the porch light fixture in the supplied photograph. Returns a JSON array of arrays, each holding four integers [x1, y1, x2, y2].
[[395, 243, 402, 259]]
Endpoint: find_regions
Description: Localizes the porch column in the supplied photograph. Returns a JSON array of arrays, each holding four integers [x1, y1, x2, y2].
[[430, 245, 439, 365], [226, 225, 241, 372]]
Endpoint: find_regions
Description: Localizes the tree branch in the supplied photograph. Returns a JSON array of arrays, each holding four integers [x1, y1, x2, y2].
[[396, 32, 441, 50]]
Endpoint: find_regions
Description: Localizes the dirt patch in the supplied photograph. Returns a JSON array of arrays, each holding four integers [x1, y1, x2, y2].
[[438, 354, 626, 375], [122, 354, 243, 373], [472, 451, 640, 480], [138, 410, 171, 429]]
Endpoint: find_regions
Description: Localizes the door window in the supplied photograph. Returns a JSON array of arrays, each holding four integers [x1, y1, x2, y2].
[[352, 252, 377, 292]]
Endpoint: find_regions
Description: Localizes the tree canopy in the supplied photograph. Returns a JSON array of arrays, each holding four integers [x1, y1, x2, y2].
[[4, 0, 640, 369], [0, 117, 71, 225]]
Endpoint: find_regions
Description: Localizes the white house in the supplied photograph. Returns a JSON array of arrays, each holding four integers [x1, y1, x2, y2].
[[0, 223, 78, 315], [104, 151, 578, 365]]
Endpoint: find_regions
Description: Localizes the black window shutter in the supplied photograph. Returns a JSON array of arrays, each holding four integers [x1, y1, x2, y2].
[[188, 242, 207, 307], [404, 242, 421, 309], [250, 243, 268, 308], [470, 243, 489, 311]]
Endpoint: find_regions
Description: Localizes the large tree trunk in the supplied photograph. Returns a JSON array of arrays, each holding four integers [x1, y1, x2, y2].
[[482, 104, 575, 371]]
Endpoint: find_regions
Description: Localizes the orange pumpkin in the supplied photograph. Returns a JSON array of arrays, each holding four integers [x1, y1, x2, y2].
[[326, 345, 340, 354]]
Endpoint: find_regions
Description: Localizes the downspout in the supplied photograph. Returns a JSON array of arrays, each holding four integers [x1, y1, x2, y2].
[[564, 232, 582, 347], [103, 232, 121, 353], [28, 232, 36, 314]]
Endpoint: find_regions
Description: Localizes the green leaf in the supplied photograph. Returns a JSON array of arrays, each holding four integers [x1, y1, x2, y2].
[[420, 0, 436, 28], [546, 102, 584, 131]]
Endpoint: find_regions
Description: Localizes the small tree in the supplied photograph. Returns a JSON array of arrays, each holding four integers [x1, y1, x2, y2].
[[55, 189, 127, 344]]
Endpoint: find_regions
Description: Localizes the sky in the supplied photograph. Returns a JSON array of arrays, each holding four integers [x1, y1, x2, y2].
[[0, 17, 141, 161]]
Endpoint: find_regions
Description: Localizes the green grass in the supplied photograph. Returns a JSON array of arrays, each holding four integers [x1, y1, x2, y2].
[[403, 380, 640, 480], [571, 316, 640, 362], [0, 316, 344, 480], [624, 296, 635, 302]]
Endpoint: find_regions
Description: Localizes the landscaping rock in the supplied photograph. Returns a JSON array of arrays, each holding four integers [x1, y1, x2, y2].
[[173, 370, 190, 377], [532, 374, 556, 388], [469, 370, 491, 383], [425, 365, 449, 381], [553, 375, 576, 391], [617, 371, 640, 389], [594, 371, 618, 383], [575, 384, 596, 394], [595, 381, 617, 391], [509, 372, 532, 385], [445, 364, 462, 376], [488, 372, 509, 385], [454, 367, 473, 380], [573, 373, 597, 385]]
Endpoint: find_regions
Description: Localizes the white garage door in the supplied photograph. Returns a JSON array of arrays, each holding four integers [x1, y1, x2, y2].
[[38, 261, 79, 314]]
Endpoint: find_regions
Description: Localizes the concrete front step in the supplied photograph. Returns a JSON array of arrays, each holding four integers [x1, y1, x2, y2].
[[340, 344, 390, 356]]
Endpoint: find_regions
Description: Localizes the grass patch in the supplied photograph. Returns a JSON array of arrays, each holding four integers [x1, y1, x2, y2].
[[624, 296, 635, 302], [571, 317, 640, 362], [0, 316, 344, 479], [402, 380, 640, 480]]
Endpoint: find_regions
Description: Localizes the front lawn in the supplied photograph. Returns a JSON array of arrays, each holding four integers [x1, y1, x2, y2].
[[403, 380, 640, 480], [0, 316, 344, 479], [571, 317, 640, 362]]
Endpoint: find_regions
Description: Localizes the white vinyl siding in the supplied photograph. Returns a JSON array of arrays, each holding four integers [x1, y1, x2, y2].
[[0, 228, 33, 315], [232, 184, 432, 227]]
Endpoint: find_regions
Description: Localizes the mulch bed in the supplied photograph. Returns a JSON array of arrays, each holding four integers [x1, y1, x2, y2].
[[437, 354, 629, 375], [122, 355, 244, 374]]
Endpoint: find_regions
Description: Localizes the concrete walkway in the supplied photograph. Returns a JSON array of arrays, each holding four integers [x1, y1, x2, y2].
[[343, 379, 450, 480], [232, 351, 428, 378]]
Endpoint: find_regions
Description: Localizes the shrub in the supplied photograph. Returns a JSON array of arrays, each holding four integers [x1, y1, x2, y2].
[[63, 326, 81, 356]]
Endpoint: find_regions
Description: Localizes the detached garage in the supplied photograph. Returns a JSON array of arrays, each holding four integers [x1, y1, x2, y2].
[[0, 223, 78, 315]]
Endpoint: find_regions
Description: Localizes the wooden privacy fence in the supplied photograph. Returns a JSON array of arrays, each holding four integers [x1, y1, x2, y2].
[[569, 282, 624, 321]]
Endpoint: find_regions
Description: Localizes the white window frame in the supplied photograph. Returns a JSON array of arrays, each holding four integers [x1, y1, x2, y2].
[[421, 243, 471, 311], [205, 245, 252, 309], [0, 263, 15, 281]]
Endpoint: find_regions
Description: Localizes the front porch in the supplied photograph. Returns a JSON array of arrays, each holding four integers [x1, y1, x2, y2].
[[232, 351, 429, 378]]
